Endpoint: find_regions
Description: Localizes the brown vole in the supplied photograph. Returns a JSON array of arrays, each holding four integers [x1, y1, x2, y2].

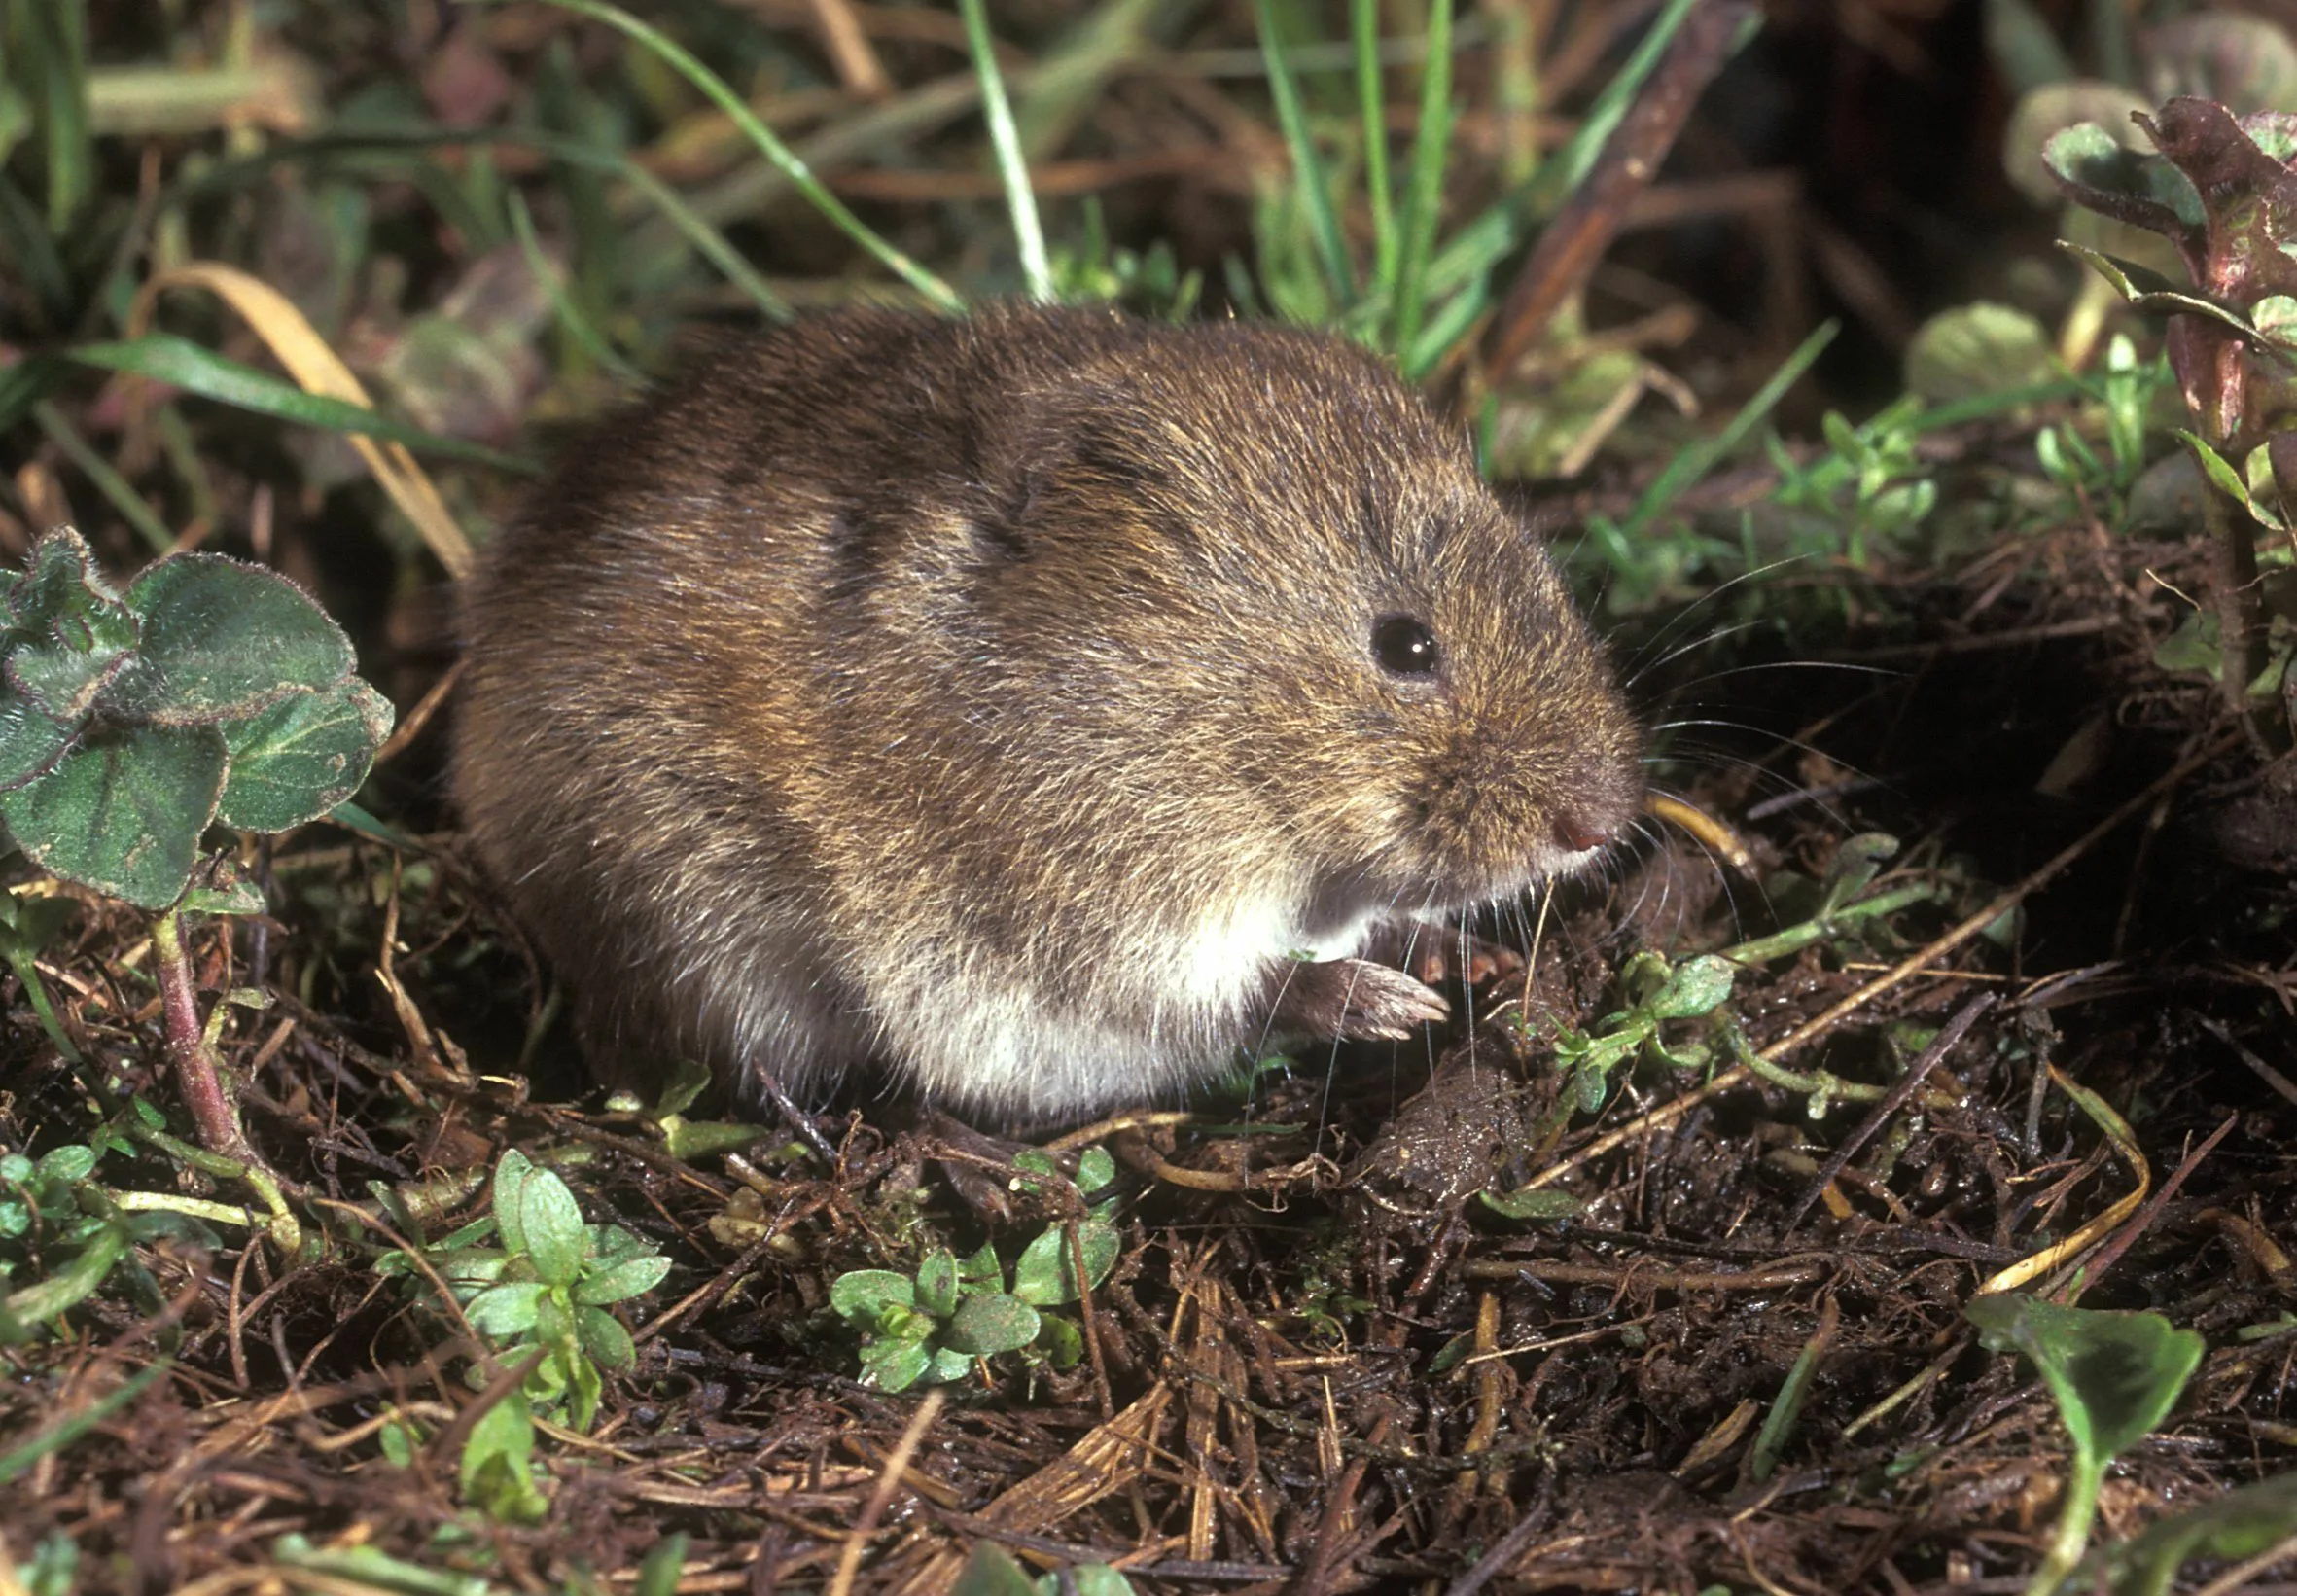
[[455, 304, 1641, 1122]]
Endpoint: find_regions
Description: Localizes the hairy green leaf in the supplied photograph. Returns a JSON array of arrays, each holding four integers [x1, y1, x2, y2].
[[115, 554, 352, 725], [217, 677, 392, 833], [0, 725, 227, 906]]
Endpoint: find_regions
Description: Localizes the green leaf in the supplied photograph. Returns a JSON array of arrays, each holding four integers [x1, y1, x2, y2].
[[515, 1166, 587, 1288], [1647, 955, 1736, 1019], [216, 677, 392, 833], [926, 1345, 976, 1384], [492, 1150, 535, 1258], [576, 1304, 635, 1371], [0, 1227, 125, 1342], [1010, 1220, 1119, 1306], [1904, 303, 2058, 404], [4, 530, 138, 723], [1964, 1293, 2204, 1464], [0, 696, 74, 792], [915, 1248, 960, 1317], [464, 1282, 547, 1337], [1069, 1567, 1139, 1596], [117, 554, 353, 725], [572, 1253, 670, 1306], [942, 1291, 1042, 1356], [1076, 1146, 1116, 1196], [459, 1385, 546, 1521], [860, 1336, 931, 1392], [1036, 1312, 1083, 1369], [951, 1543, 1040, 1596], [35, 1146, 94, 1184], [66, 336, 538, 474], [0, 724, 227, 907], [1478, 1187, 1586, 1222], [830, 1269, 917, 1323]]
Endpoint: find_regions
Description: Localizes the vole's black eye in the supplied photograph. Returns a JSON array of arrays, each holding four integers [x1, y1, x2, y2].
[[1372, 615, 1440, 677]]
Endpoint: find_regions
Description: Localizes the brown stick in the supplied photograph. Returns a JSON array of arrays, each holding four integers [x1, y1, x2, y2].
[[1482, 0, 1754, 383]]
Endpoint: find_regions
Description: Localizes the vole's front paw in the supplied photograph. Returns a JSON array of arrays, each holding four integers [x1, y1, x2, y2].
[[1389, 928, 1524, 988], [1270, 958, 1451, 1042]]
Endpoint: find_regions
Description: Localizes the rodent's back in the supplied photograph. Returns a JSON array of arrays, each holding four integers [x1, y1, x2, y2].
[[455, 304, 1642, 1119]]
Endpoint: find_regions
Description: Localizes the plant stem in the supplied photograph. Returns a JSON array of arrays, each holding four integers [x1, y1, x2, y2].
[[150, 909, 255, 1163], [2198, 476, 2271, 749], [2026, 1451, 2103, 1596]]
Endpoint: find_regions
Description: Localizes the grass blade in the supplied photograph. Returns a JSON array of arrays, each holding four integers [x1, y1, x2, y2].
[[959, 0, 1051, 301], [68, 336, 538, 475], [1352, 0, 1396, 290], [1389, 0, 1454, 354], [507, 191, 643, 385], [30, 399, 173, 554], [477, 0, 964, 314], [1255, 0, 1355, 306], [21, 0, 93, 234], [1522, 0, 1704, 221], [1614, 319, 1837, 542]]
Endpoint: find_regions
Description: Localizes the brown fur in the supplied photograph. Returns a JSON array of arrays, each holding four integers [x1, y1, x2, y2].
[[454, 304, 1641, 1120]]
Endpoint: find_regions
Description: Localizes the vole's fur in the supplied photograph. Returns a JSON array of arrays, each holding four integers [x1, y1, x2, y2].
[[455, 304, 1641, 1121]]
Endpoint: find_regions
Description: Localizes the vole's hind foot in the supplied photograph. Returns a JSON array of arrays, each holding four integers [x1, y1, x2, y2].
[[1271, 957, 1451, 1042]]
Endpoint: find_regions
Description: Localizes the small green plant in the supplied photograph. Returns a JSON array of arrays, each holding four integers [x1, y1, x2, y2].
[[2047, 94, 2297, 741], [1524, 950, 1739, 1117], [2091, 1468, 2297, 1595], [375, 1148, 671, 1520], [0, 526, 392, 1175], [0, 1138, 214, 1344], [1766, 400, 1941, 567], [1963, 1292, 2206, 1596], [951, 1542, 1137, 1596], [831, 1148, 1119, 1393]]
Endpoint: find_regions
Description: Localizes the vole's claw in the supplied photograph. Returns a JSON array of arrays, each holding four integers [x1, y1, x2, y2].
[[1269, 957, 1450, 1042]]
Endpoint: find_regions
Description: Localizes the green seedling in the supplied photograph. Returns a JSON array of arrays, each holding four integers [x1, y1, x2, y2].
[[831, 1150, 1119, 1393], [1766, 398, 1940, 568], [0, 527, 391, 1187], [1526, 950, 1739, 1117], [374, 1148, 671, 1520], [1963, 1292, 2206, 1596], [951, 1542, 1137, 1596], [0, 1140, 214, 1346]]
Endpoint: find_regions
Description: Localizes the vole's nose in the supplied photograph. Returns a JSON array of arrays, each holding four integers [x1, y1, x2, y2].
[[1555, 813, 1613, 853]]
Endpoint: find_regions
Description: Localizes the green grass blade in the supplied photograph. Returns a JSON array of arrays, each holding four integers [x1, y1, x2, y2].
[[0, 351, 67, 435], [474, 0, 964, 314], [1615, 319, 1837, 542], [1389, 0, 1454, 354], [506, 191, 643, 385], [1523, 0, 1704, 220], [31, 399, 173, 553], [960, 0, 1051, 301], [0, 1359, 170, 1481], [1352, 0, 1396, 290], [1255, 0, 1355, 306], [172, 125, 795, 321], [20, 0, 93, 234], [67, 336, 540, 474], [0, 170, 73, 327], [1401, 276, 1489, 381]]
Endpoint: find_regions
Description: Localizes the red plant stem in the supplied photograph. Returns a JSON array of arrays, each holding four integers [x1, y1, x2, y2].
[[150, 910, 254, 1162]]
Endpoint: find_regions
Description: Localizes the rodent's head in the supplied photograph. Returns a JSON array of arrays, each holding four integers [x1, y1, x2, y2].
[[968, 317, 1643, 912]]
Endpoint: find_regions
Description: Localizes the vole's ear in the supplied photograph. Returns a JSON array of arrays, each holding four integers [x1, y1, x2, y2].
[[973, 394, 1172, 561]]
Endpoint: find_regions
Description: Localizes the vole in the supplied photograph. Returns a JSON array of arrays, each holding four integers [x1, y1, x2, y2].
[[454, 304, 1642, 1123]]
